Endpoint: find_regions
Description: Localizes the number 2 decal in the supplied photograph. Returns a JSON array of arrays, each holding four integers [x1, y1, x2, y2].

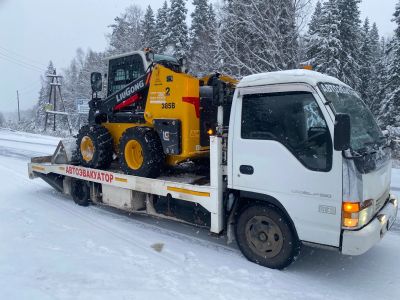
[[165, 87, 171, 96]]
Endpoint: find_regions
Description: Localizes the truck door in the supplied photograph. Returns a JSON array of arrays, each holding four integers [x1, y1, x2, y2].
[[229, 85, 342, 247]]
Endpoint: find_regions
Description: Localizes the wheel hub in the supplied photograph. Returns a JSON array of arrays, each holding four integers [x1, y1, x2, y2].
[[258, 232, 268, 241], [80, 136, 95, 162], [245, 215, 284, 258], [124, 140, 144, 170]]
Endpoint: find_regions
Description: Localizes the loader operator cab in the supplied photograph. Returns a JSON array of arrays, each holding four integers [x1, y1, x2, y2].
[[106, 52, 181, 97], [99, 51, 183, 116]]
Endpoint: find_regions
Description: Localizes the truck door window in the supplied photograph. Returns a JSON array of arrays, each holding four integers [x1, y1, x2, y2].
[[108, 54, 145, 96], [241, 92, 332, 172]]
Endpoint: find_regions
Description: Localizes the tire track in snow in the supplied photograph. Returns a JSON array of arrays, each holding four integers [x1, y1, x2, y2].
[[0, 161, 183, 266], [0, 137, 58, 147]]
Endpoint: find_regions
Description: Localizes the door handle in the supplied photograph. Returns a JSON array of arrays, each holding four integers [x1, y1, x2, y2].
[[240, 165, 254, 175]]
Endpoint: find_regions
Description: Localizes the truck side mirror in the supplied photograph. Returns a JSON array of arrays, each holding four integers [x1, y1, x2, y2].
[[90, 72, 102, 92], [334, 113, 351, 151]]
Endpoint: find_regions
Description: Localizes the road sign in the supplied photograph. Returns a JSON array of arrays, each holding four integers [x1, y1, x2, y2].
[[76, 99, 90, 114]]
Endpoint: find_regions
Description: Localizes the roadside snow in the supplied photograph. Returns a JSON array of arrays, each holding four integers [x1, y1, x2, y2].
[[0, 129, 399, 300]]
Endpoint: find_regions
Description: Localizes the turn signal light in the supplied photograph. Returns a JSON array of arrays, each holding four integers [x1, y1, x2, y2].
[[207, 129, 214, 135], [342, 200, 373, 229], [343, 202, 360, 213], [342, 202, 360, 228]]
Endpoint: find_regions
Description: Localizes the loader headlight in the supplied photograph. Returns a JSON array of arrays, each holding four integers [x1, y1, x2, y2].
[[342, 200, 373, 229]]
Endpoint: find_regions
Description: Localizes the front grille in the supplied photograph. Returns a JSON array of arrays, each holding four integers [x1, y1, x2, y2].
[[375, 190, 390, 213]]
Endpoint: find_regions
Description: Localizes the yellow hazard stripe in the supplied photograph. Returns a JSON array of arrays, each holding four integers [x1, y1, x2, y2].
[[115, 177, 128, 183], [32, 165, 45, 171], [167, 186, 210, 197]]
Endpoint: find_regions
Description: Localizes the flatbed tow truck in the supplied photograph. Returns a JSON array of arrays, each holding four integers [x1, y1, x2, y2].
[[29, 68, 398, 269]]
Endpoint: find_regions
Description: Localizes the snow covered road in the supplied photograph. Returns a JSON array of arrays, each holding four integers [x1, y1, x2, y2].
[[0, 129, 399, 300]]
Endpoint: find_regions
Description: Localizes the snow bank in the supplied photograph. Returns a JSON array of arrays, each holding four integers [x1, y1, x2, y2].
[[0, 130, 399, 299]]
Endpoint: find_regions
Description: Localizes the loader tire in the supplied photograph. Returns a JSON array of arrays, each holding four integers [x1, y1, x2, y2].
[[235, 203, 300, 270], [71, 178, 90, 207], [76, 125, 113, 169], [119, 127, 164, 178]]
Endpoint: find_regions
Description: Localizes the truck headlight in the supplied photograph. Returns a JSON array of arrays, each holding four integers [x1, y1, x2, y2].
[[342, 200, 373, 229]]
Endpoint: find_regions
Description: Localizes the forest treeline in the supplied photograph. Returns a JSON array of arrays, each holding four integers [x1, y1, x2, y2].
[[18, 0, 400, 134]]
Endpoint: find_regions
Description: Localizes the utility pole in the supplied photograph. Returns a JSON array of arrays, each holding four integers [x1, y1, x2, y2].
[[44, 69, 72, 134], [16, 90, 20, 122]]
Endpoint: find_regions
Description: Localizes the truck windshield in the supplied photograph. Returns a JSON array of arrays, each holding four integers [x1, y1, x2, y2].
[[318, 83, 384, 152]]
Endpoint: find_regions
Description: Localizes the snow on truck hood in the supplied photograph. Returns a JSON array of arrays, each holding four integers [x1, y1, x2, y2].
[[237, 69, 346, 88]]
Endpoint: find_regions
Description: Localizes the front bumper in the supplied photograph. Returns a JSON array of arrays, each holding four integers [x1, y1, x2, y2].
[[341, 194, 398, 255]]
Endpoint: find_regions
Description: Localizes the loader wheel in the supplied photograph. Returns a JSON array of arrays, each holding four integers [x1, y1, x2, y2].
[[71, 179, 90, 206], [119, 127, 164, 178], [76, 125, 113, 169], [235, 203, 300, 270]]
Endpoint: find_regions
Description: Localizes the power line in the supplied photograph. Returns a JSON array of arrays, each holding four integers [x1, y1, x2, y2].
[[0, 44, 48, 69], [0, 49, 46, 70], [18, 80, 41, 93], [0, 53, 45, 73], [0, 52, 45, 72], [19, 86, 41, 96]]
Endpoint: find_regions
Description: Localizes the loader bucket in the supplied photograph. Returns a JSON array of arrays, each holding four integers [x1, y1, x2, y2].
[[51, 138, 77, 164]]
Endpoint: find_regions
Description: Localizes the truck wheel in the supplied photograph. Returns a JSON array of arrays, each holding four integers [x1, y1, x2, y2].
[[119, 127, 164, 178], [71, 179, 90, 206], [235, 203, 300, 269], [76, 125, 113, 169]]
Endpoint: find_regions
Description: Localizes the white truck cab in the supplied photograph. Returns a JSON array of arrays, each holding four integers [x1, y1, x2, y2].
[[227, 70, 397, 267], [28, 69, 398, 270]]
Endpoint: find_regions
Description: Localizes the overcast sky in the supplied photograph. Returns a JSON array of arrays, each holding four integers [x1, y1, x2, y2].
[[0, 0, 398, 114]]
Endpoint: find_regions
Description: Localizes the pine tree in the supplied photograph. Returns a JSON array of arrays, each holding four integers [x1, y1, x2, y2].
[[155, 1, 170, 53], [189, 0, 217, 75], [167, 0, 189, 59], [380, 1, 400, 127], [141, 5, 157, 49], [370, 23, 381, 61], [276, 0, 299, 69], [337, 0, 362, 89], [309, 1, 323, 35], [359, 18, 373, 108], [0, 112, 4, 127], [219, 0, 299, 77], [305, 1, 323, 66], [376, 37, 390, 124], [219, 0, 248, 76], [368, 23, 383, 116], [311, 0, 342, 78], [108, 5, 143, 54], [62, 57, 80, 112]]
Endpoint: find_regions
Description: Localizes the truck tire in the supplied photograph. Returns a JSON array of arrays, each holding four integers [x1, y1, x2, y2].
[[71, 178, 90, 206], [119, 127, 164, 178], [76, 125, 113, 169], [235, 203, 300, 269]]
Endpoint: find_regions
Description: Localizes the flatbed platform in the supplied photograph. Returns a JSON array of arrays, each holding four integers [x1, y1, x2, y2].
[[28, 136, 224, 233]]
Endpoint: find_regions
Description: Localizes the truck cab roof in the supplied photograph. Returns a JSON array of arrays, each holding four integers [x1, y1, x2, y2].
[[237, 69, 346, 89]]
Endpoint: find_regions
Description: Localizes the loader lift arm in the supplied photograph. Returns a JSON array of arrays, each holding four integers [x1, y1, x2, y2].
[[88, 71, 152, 125]]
